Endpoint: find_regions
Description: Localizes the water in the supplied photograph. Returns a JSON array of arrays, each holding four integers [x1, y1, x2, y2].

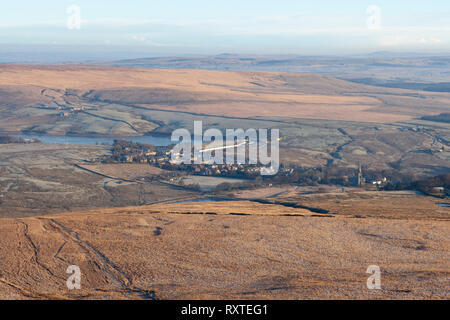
[[171, 198, 250, 204], [16, 134, 173, 146], [437, 203, 450, 207], [171, 198, 219, 204]]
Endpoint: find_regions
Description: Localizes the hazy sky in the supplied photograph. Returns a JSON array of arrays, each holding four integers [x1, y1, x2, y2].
[[1, 0, 450, 55]]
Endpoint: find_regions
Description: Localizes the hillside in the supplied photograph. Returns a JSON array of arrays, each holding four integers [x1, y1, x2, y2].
[[0, 198, 448, 299], [0, 65, 448, 181], [1, 65, 449, 127]]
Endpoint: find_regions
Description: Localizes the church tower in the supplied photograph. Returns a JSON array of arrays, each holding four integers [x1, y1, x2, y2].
[[357, 163, 363, 186]]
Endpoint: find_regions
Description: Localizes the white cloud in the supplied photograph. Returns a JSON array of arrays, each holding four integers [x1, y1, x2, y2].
[[1, 14, 449, 52], [430, 37, 443, 44], [379, 35, 445, 47]]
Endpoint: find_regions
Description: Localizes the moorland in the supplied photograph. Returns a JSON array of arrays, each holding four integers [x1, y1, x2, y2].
[[0, 63, 448, 299]]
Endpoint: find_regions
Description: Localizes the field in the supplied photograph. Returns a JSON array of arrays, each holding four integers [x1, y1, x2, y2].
[[1, 65, 450, 130], [0, 143, 197, 218], [78, 163, 168, 181], [172, 175, 249, 191], [0, 197, 448, 299], [254, 189, 450, 220]]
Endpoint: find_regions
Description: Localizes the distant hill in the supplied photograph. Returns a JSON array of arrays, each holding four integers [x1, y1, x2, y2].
[[346, 79, 450, 93], [421, 113, 450, 123], [1, 65, 449, 126], [93, 54, 450, 86]]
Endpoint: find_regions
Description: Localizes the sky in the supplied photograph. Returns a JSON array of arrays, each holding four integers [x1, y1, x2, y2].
[[1, 0, 449, 56]]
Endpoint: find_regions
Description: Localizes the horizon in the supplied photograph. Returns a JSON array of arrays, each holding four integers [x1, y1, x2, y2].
[[1, 44, 449, 64]]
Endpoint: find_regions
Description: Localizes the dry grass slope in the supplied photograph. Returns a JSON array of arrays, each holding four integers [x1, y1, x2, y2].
[[1, 65, 449, 124], [0, 200, 448, 300]]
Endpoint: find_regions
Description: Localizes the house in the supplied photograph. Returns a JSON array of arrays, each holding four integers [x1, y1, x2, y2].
[[432, 187, 445, 194], [122, 155, 134, 163]]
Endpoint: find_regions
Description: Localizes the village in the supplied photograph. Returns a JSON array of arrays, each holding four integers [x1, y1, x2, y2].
[[100, 139, 286, 179], [95, 140, 400, 191]]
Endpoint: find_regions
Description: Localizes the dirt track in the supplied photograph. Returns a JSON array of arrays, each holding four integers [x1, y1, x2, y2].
[[0, 201, 448, 300]]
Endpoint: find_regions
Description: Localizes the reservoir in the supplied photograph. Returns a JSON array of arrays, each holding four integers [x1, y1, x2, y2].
[[15, 134, 173, 146], [437, 203, 450, 207], [171, 198, 219, 204]]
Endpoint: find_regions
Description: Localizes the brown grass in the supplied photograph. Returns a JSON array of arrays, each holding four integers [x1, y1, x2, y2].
[[0, 198, 448, 300], [1, 65, 448, 123], [79, 163, 167, 180]]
